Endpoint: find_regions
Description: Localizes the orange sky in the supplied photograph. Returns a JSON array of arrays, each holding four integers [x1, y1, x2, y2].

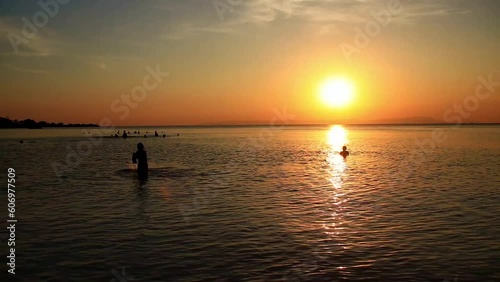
[[1, 0, 499, 125]]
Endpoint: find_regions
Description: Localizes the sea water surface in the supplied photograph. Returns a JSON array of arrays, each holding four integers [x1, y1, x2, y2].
[[0, 125, 499, 281]]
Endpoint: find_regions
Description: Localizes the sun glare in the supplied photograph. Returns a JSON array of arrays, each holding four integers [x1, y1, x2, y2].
[[327, 125, 348, 149], [319, 78, 354, 108]]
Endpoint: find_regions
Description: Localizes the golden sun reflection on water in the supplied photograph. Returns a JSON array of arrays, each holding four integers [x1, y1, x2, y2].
[[326, 125, 349, 189], [323, 125, 350, 260], [327, 125, 348, 151]]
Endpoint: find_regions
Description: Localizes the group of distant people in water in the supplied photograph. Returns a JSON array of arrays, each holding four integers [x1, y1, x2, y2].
[[111, 130, 179, 139], [19, 130, 349, 181]]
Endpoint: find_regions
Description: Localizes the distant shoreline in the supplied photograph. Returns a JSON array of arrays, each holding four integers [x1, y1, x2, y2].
[[0, 117, 99, 129], [0, 125, 101, 129]]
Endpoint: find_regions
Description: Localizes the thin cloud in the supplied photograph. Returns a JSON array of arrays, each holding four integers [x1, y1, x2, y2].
[[90, 61, 107, 70], [3, 64, 48, 74], [238, 0, 472, 24], [160, 0, 471, 40], [161, 22, 235, 40], [403, 4, 471, 19], [80, 56, 140, 71], [0, 17, 55, 57]]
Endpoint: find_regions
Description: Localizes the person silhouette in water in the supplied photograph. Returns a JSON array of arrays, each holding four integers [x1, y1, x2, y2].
[[340, 146, 349, 158], [132, 143, 148, 180]]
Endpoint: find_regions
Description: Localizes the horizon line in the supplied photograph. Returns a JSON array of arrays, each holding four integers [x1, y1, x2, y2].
[[105, 122, 500, 127]]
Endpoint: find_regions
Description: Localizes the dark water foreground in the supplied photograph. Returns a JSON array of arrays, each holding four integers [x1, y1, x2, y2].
[[0, 126, 499, 281]]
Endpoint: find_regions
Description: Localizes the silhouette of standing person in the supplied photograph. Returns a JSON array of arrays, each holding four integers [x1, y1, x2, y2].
[[340, 146, 349, 158], [132, 143, 148, 181]]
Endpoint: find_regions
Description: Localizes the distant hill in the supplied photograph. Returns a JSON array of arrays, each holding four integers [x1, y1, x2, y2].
[[196, 117, 439, 126], [367, 116, 439, 124], [0, 117, 99, 129]]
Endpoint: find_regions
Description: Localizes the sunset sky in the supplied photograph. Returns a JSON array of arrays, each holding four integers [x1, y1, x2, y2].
[[1, 0, 499, 125]]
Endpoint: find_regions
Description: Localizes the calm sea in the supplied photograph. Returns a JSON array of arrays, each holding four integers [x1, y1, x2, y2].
[[0, 125, 499, 281]]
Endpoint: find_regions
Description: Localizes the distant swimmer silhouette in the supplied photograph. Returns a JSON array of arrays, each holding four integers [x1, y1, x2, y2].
[[132, 143, 148, 181], [340, 146, 349, 158]]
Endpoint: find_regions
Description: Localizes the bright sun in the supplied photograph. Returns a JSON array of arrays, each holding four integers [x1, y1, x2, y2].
[[319, 78, 354, 108]]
